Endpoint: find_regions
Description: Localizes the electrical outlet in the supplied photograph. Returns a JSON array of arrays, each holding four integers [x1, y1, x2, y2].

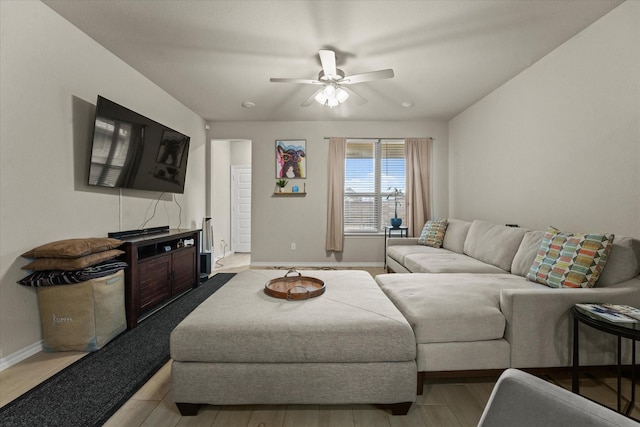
[[290, 242, 296, 250]]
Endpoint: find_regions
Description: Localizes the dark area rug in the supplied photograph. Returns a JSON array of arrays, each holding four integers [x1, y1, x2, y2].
[[0, 273, 235, 427]]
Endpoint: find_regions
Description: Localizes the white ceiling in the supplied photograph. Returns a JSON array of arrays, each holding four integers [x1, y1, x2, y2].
[[43, 0, 622, 122]]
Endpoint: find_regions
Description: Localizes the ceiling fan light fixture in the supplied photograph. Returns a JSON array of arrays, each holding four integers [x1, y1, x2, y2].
[[323, 84, 336, 98], [326, 97, 340, 108], [315, 84, 349, 108], [336, 87, 349, 103], [314, 90, 328, 105]]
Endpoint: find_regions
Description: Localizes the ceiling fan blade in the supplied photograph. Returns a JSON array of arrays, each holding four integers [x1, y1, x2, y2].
[[341, 86, 368, 105], [301, 88, 324, 107], [318, 50, 337, 79], [270, 77, 322, 84], [341, 69, 394, 84]]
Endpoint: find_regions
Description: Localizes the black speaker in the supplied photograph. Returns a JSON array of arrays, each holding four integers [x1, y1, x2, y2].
[[200, 252, 212, 275]]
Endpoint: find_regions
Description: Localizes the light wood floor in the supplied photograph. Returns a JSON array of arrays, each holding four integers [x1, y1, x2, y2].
[[1, 253, 638, 426]]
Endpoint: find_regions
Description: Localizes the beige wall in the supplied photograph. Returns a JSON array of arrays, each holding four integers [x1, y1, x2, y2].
[[0, 2, 206, 361], [448, 2, 639, 237], [231, 140, 252, 166], [211, 121, 449, 266]]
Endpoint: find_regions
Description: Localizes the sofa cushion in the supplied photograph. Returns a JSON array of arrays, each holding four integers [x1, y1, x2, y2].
[[22, 237, 124, 259], [22, 249, 125, 271], [526, 226, 614, 288], [442, 219, 472, 253], [598, 237, 640, 286], [404, 252, 507, 274], [463, 221, 528, 272], [417, 219, 448, 248], [376, 273, 538, 344], [387, 244, 444, 266], [511, 231, 545, 277]]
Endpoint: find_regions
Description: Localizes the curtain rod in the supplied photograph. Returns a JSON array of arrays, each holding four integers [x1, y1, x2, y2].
[[323, 137, 435, 141]]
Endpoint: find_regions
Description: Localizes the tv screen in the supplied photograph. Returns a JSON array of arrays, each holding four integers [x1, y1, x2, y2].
[[88, 96, 190, 193]]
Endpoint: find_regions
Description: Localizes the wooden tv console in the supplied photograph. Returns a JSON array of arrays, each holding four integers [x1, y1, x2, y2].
[[120, 229, 201, 329]]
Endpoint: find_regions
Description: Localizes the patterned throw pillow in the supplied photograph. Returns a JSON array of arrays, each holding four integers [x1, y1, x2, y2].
[[526, 226, 614, 288], [417, 219, 448, 248], [17, 261, 128, 287]]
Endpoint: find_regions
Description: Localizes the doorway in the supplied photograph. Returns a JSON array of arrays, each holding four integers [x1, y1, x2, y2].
[[231, 165, 251, 253]]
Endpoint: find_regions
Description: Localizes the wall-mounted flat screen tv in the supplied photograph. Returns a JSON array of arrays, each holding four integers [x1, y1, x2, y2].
[[87, 96, 191, 193]]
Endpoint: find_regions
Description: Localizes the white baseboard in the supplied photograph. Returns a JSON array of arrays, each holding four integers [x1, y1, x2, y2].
[[0, 340, 43, 372], [250, 261, 384, 268]]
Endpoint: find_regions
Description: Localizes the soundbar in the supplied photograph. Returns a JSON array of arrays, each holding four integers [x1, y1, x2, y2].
[[109, 225, 170, 239]]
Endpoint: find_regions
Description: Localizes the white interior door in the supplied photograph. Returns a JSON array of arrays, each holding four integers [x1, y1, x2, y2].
[[231, 165, 251, 253]]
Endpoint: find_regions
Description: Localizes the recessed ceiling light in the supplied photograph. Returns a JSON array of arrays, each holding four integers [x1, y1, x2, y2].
[[401, 101, 414, 108], [242, 101, 255, 108]]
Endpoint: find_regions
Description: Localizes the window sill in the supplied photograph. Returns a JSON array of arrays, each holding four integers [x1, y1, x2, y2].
[[344, 232, 385, 238]]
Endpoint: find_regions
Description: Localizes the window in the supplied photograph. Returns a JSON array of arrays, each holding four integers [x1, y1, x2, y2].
[[344, 139, 405, 233]]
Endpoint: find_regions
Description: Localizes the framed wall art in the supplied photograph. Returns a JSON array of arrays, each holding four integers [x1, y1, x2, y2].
[[276, 139, 306, 179]]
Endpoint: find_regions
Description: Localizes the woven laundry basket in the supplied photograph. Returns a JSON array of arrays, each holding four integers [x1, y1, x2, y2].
[[37, 270, 126, 351]]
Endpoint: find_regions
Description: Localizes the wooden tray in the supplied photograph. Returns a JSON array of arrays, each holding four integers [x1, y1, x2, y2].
[[264, 270, 325, 300]]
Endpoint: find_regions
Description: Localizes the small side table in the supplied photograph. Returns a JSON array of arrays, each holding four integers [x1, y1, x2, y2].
[[384, 226, 409, 268], [572, 305, 639, 415]]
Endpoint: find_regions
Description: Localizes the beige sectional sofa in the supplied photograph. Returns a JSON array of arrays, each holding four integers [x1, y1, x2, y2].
[[376, 219, 640, 386]]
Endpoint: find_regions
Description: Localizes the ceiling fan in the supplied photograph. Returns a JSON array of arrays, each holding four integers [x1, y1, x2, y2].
[[270, 49, 394, 108]]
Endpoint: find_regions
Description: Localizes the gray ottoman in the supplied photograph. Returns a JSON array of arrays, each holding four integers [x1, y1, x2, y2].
[[170, 269, 416, 415]]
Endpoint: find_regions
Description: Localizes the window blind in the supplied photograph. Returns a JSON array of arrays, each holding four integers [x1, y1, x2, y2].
[[344, 139, 405, 233]]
